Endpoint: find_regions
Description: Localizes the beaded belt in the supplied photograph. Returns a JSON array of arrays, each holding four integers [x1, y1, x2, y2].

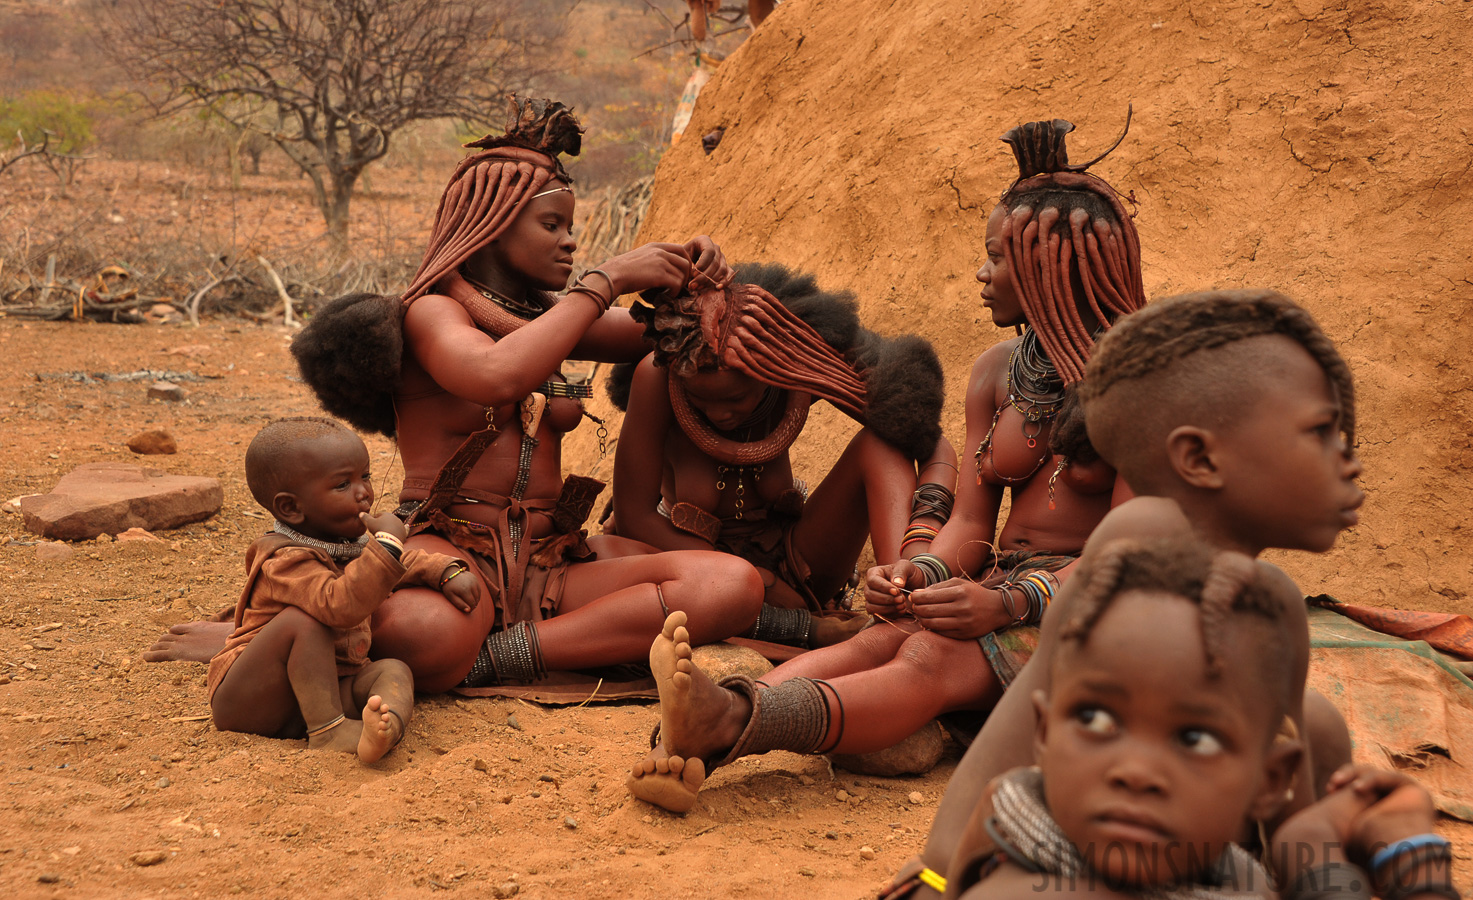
[[538, 380, 593, 399]]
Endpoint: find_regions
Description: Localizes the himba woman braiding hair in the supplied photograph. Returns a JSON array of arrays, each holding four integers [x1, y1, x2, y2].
[[287, 96, 769, 695], [606, 261, 946, 649], [624, 116, 1144, 817]]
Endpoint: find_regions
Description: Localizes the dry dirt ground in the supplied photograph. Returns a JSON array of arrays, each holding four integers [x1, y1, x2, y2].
[[0, 318, 953, 900]]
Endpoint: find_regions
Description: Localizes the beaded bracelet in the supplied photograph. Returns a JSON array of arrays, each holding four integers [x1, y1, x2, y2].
[[900, 523, 940, 552], [373, 530, 405, 560], [439, 564, 469, 589], [1372, 834, 1452, 874]]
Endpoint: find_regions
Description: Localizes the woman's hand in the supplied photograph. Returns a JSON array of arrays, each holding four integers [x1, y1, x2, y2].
[[596, 242, 696, 298], [864, 561, 923, 618], [439, 567, 483, 614], [908, 580, 1014, 640], [683, 235, 732, 291]]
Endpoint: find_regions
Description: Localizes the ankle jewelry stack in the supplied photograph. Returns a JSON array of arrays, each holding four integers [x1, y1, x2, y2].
[[306, 713, 347, 738]]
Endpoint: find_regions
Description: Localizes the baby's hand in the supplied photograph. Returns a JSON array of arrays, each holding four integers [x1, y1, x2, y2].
[[440, 567, 482, 614], [361, 510, 407, 541]]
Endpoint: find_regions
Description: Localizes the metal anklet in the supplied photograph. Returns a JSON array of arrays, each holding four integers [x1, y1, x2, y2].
[[744, 604, 813, 648]]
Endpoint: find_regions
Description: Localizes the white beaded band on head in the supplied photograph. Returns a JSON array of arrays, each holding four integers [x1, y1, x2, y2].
[[531, 185, 573, 200]]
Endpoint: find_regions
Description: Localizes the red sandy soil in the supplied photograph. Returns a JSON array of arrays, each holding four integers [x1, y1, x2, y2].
[[0, 318, 952, 899]]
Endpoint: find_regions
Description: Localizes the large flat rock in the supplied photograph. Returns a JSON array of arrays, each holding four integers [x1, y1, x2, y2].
[[21, 463, 222, 540]]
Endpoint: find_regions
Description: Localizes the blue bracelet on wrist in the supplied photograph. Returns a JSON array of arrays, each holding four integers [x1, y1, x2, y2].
[[1372, 834, 1450, 873]]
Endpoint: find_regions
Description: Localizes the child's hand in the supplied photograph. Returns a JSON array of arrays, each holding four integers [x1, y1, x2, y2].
[[440, 566, 482, 614], [1327, 766, 1439, 860], [361, 510, 407, 541]]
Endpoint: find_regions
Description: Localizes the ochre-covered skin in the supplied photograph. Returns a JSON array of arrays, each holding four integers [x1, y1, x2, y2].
[[372, 153, 766, 692]]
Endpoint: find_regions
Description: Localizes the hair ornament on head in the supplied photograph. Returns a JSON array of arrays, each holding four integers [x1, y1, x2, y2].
[[1002, 104, 1133, 191], [993, 106, 1145, 386], [401, 96, 585, 313]]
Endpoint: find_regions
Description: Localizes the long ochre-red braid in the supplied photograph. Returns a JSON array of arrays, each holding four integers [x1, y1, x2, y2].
[[1000, 168, 1145, 384], [401, 148, 559, 308]]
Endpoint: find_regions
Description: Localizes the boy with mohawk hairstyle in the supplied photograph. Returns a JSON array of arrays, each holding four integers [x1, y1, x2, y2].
[[884, 289, 1366, 898]]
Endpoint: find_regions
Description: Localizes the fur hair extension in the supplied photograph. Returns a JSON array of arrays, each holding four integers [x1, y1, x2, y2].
[[850, 333, 944, 462], [289, 293, 403, 438], [605, 360, 638, 412]]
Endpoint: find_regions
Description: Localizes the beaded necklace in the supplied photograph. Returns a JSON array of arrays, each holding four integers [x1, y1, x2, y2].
[[975, 330, 1064, 485], [271, 522, 371, 561], [708, 387, 783, 520]]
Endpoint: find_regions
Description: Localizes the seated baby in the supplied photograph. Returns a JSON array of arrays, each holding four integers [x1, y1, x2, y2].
[[207, 417, 479, 762]]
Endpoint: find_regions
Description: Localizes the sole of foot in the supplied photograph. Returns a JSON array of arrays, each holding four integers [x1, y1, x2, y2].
[[358, 695, 403, 764]]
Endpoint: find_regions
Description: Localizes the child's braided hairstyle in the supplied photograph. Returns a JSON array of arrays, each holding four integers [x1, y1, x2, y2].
[[1081, 289, 1356, 447], [1061, 537, 1283, 681], [997, 116, 1147, 385]]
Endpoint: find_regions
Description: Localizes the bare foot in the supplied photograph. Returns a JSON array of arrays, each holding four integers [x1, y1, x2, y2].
[[143, 621, 231, 663], [627, 752, 706, 814], [357, 695, 404, 764], [306, 714, 362, 755], [627, 612, 751, 814], [810, 610, 871, 648]]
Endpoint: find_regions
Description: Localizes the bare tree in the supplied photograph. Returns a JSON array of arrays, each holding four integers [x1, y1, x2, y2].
[[99, 0, 565, 257]]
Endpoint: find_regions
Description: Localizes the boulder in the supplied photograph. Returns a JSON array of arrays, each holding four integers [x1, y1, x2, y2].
[[830, 719, 946, 776], [126, 429, 178, 455], [692, 641, 774, 682], [20, 463, 221, 540]]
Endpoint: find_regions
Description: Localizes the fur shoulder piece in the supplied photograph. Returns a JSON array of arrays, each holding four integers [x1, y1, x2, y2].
[[852, 331, 944, 461], [289, 293, 403, 438]]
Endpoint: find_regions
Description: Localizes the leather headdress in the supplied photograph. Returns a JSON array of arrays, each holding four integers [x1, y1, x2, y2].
[[401, 97, 584, 313]]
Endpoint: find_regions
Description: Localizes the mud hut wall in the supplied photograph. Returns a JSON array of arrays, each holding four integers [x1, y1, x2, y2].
[[610, 0, 1473, 611]]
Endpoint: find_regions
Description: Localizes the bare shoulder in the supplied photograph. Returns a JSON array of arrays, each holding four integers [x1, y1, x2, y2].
[[1078, 496, 1192, 562], [403, 293, 471, 334], [1253, 559, 1309, 625], [967, 338, 1021, 404]]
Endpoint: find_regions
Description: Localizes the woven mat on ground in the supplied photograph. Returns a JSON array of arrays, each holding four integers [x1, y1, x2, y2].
[[1307, 601, 1473, 822]]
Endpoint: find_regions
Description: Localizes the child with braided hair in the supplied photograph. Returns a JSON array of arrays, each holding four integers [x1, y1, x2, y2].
[[945, 538, 1457, 900], [624, 117, 1141, 814], [889, 289, 1366, 899], [606, 261, 948, 649]]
